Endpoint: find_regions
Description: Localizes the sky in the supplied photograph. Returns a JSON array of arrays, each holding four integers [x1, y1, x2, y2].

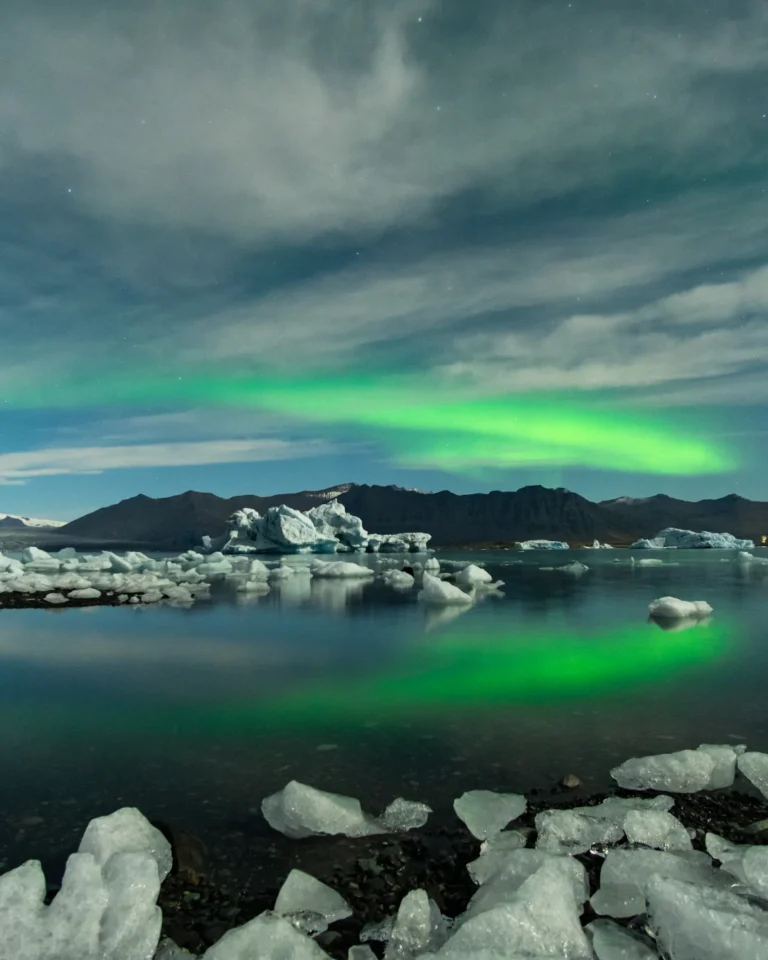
[[2, 0, 768, 521]]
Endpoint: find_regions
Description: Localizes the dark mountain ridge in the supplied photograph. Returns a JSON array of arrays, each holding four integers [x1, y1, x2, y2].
[[58, 483, 768, 549]]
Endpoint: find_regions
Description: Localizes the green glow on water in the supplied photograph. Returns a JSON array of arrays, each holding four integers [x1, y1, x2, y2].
[[202, 618, 729, 731]]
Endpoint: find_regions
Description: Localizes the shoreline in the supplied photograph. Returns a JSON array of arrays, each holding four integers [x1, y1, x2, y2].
[[147, 784, 768, 958]]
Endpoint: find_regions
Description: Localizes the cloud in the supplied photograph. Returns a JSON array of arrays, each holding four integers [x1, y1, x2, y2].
[[2, 0, 768, 249], [0, 438, 336, 484]]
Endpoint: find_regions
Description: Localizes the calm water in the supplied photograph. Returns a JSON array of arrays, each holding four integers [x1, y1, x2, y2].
[[1, 548, 767, 878]]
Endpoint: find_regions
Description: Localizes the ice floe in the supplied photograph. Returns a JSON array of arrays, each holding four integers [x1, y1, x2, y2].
[[515, 539, 570, 550], [417, 572, 474, 605]]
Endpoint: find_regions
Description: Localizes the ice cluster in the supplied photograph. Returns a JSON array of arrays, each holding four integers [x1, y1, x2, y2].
[[631, 527, 754, 549], [4, 744, 768, 960], [1, 545, 482, 609], [206, 500, 432, 554], [648, 596, 713, 620]]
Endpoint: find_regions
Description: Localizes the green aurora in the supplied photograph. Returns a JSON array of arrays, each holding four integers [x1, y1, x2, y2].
[[6, 370, 737, 477]]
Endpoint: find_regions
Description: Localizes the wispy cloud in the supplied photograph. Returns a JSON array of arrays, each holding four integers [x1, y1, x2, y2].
[[0, 438, 336, 484]]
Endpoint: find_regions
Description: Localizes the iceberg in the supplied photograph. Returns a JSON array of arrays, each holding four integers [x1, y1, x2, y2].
[[584, 540, 614, 550], [206, 499, 432, 555], [632, 527, 754, 549], [648, 596, 713, 620], [516, 539, 570, 550], [310, 560, 375, 579], [417, 572, 474, 605], [381, 569, 415, 589]]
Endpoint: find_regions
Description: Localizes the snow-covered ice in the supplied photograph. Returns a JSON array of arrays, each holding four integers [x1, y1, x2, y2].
[[611, 749, 717, 793], [648, 596, 713, 620], [453, 790, 526, 840], [261, 781, 430, 839]]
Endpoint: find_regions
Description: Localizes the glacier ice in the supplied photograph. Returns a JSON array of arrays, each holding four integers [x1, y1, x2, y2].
[[203, 913, 329, 959], [310, 560, 375, 579], [453, 564, 492, 587], [586, 919, 659, 960], [261, 781, 430, 839], [632, 527, 754, 549], [646, 874, 768, 960], [705, 833, 768, 898], [78, 807, 172, 881], [273, 869, 352, 935], [648, 597, 713, 619], [381, 569, 415, 589], [696, 743, 745, 790], [611, 749, 716, 793], [737, 751, 768, 800], [453, 790, 527, 840], [417, 572, 473, 605], [384, 889, 447, 960], [515, 539, 570, 550], [591, 848, 729, 918], [466, 830, 529, 885], [535, 809, 624, 855], [622, 809, 692, 852], [209, 499, 431, 555]]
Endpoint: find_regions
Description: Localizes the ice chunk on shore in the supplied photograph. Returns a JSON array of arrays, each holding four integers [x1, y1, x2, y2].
[[465, 849, 589, 913], [705, 833, 768, 897], [590, 849, 727, 918], [418, 572, 473, 605], [570, 795, 675, 823], [647, 874, 768, 960], [611, 749, 716, 792], [737, 751, 768, 800], [438, 861, 591, 959], [274, 869, 351, 935], [648, 597, 713, 619], [204, 912, 329, 959], [68, 587, 102, 600], [385, 889, 447, 959], [535, 810, 624, 855], [697, 743, 745, 789], [262, 782, 429, 839], [587, 919, 659, 960], [453, 790, 526, 840], [516, 539, 570, 550], [622, 809, 692, 852], [467, 831, 528, 884], [43, 592, 69, 604], [78, 807, 172, 882]]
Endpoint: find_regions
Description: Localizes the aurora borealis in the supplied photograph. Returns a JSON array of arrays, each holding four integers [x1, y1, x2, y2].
[[2, 0, 767, 517]]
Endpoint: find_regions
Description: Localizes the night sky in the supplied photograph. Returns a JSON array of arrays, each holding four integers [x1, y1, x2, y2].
[[2, 0, 767, 521]]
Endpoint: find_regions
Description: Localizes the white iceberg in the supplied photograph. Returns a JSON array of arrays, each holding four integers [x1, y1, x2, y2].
[[381, 569, 415, 589], [584, 540, 614, 550], [261, 781, 430, 839], [632, 527, 754, 549], [648, 596, 713, 620], [310, 560, 375, 579], [417, 572, 473, 605], [209, 499, 432, 555], [516, 539, 570, 550]]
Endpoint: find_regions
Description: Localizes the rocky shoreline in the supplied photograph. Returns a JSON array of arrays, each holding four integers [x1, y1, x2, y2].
[[151, 785, 768, 958]]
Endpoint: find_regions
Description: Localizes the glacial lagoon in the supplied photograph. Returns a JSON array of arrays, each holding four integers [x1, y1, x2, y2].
[[1, 547, 767, 883]]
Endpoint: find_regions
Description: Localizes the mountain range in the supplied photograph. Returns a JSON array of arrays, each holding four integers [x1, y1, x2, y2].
[[53, 484, 768, 549]]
